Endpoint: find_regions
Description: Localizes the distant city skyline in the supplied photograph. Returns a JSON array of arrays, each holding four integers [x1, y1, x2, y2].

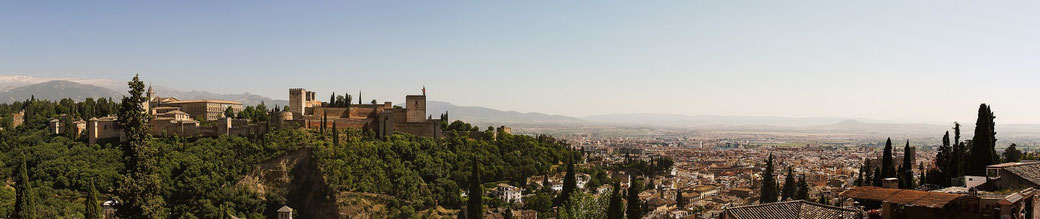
[[3, 1, 1039, 123]]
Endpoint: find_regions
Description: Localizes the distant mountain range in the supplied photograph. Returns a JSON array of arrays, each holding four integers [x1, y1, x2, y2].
[[425, 101, 583, 123], [0, 75, 287, 106], [150, 86, 288, 107], [0, 80, 124, 103], [0, 75, 123, 92]]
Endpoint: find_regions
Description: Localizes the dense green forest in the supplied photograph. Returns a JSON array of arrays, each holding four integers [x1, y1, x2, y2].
[[0, 88, 585, 218]]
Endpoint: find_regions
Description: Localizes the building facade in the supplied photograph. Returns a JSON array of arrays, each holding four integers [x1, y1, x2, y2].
[[281, 88, 444, 138]]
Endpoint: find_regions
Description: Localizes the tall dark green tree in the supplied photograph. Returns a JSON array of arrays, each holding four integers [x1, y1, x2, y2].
[[1004, 143, 1022, 162], [950, 123, 965, 178], [330, 92, 336, 106], [332, 121, 339, 146], [625, 180, 643, 219], [759, 154, 778, 203], [321, 111, 327, 134], [116, 74, 166, 218], [467, 159, 482, 219], [85, 180, 102, 219], [344, 94, 353, 112], [967, 104, 997, 175], [553, 158, 576, 206], [862, 159, 873, 186], [871, 167, 882, 186], [676, 187, 687, 209], [855, 167, 864, 186], [954, 122, 961, 144], [882, 138, 895, 178], [900, 140, 915, 189], [781, 167, 796, 201], [541, 174, 552, 193], [15, 160, 38, 219], [934, 131, 952, 186], [795, 174, 809, 200], [607, 182, 624, 219]]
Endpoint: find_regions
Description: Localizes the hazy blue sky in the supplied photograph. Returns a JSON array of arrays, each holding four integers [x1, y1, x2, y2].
[[2, 1, 1039, 123]]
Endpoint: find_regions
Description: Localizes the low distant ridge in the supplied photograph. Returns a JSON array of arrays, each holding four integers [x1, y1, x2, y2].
[[425, 101, 583, 123]]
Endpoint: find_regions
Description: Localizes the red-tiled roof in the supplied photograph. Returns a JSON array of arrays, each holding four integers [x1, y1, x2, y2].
[[839, 186, 967, 208], [724, 200, 862, 219]]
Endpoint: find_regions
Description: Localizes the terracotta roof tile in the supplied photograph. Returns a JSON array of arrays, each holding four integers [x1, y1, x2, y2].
[[724, 200, 862, 219], [839, 186, 967, 208]]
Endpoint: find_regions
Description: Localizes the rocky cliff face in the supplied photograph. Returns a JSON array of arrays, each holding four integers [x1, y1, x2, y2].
[[237, 148, 340, 218]]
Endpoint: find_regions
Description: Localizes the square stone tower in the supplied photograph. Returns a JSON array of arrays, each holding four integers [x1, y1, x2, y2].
[[289, 88, 306, 115], [405, 95, 426, 123]]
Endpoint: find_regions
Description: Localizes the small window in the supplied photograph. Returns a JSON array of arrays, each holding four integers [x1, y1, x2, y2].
[[987, 168, 1001, 178]]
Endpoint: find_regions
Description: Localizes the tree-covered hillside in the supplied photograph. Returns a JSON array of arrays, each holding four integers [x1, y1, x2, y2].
[[0, 94, 579, 218]]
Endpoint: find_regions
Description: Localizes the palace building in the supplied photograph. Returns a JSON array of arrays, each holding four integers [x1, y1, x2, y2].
[[279, 88, 445, 138]]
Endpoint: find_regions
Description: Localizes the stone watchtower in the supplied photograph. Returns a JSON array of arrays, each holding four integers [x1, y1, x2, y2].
[[145, 84, 155, 113], [289, 88, 306, 115], [405, 95, 426, 123]]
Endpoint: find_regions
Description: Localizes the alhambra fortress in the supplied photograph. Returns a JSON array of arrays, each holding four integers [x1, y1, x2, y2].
[[49, 86, 455, 144], [283, 87, 445, 138]]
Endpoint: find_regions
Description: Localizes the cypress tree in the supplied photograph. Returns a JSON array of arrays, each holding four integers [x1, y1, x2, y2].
[[321, 111, 327, 134], [862, 159, 873, 186], [676, 187, 687, 209], [781, 167, 796, 201], [968, 104, 997, 175], [345, 94, 352, 110], [85, 180, 102, 219], [759, 153, 778, 203], [15, 160, 38, 219], [950, 123, 965, 178], [882, 138, 895, 178], [951, 145, 964, 178], [625, 180, 643, 219], [935, 131, 952, 186], [954, 122, 962, 145], [607, 182, 624, 219], [871, 167, 882, 186], [901, 140, 915, 189], [553, 158, 576, 206], [332, 121, 339, 146], [795, 174, 809, 200], [855, 167, 864, 186], [541, 174, 551, 193], [467, 159, 482, 219], [116, 74, 166, 218], [330, 92, 336, 107]]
